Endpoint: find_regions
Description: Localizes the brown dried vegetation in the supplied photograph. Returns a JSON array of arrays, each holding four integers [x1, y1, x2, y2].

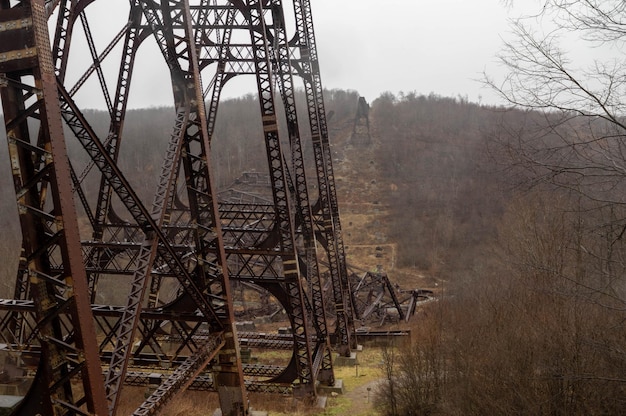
[[2, 88, 626, 414]]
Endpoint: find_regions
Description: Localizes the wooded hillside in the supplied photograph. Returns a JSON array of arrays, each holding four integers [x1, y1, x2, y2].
[[365, 93, 626, 414], [2, 87, 625, 414]]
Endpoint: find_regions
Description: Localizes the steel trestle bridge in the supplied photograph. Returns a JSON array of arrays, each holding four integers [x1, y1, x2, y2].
[[0, 1, 425, 415]]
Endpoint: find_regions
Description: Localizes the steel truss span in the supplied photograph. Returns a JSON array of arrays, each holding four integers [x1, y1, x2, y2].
[[0, 0, 356, 415]]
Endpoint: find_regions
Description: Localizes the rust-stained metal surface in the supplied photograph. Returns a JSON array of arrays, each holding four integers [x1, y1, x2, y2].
[[0, 1, 108, 414], [0, 1, 355, 415]]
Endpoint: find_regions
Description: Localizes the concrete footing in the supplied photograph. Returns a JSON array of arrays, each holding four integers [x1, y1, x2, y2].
[[334, 351, 358, 366], [318, 378, 345, 395], [315, 395, 328, 408]]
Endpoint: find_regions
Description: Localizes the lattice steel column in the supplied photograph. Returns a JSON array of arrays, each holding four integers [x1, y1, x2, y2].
[[0, 1, 107, 414], [292, 0, 357, 355], [269, 0, 334, 386], [246, 0, 316, 397], [138, 1, 248, 414]]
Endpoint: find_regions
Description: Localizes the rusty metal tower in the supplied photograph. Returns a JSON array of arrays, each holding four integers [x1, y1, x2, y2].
[[0, 0, 355, 415]]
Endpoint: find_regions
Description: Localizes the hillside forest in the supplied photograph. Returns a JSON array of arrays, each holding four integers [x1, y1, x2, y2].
[[1, 85, 625, 414], [0, 69, 626, 415]]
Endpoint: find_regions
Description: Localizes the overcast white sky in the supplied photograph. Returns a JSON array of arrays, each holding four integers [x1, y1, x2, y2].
[[216, 0, 547, 105], [67, 1, 550, 109], [312, 0, 544, 105]]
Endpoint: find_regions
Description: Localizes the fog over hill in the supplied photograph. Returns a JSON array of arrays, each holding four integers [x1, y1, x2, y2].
[[0, 88, 505, 292], [3, 88, 626, 414]]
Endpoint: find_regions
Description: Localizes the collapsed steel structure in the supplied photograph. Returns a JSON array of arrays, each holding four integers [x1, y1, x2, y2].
[[0, 0, 360, 414]]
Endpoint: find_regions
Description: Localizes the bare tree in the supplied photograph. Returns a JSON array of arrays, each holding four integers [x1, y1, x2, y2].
[[469, 4, 626, 413], [487, 0, 626, 290], [489, 1, 626, 147]]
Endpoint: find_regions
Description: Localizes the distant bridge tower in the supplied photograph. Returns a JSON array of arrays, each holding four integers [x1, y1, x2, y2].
[[351, 96, 371, 144]]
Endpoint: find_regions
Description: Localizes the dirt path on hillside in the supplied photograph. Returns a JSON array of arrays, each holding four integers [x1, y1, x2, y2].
[[343, 378, 384, 415]]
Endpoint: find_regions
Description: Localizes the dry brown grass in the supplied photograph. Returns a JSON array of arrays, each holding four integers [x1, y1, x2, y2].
[[114, 347, 387, 415], [115, 386, 220, 415]]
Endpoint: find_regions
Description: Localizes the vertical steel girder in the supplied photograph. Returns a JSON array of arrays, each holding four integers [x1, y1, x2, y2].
[[245, 0, 315, 395], [148, 1, 248, 414], [300, 0, 357, 354], [0, 0, 350, 414], [252, 0, 355, 356], [198, 0, 348, 374], [0, 1, 107, 415], [91, 1, 143, 241], [268, 0, 334, 385], [197, 0, 358, 356]]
